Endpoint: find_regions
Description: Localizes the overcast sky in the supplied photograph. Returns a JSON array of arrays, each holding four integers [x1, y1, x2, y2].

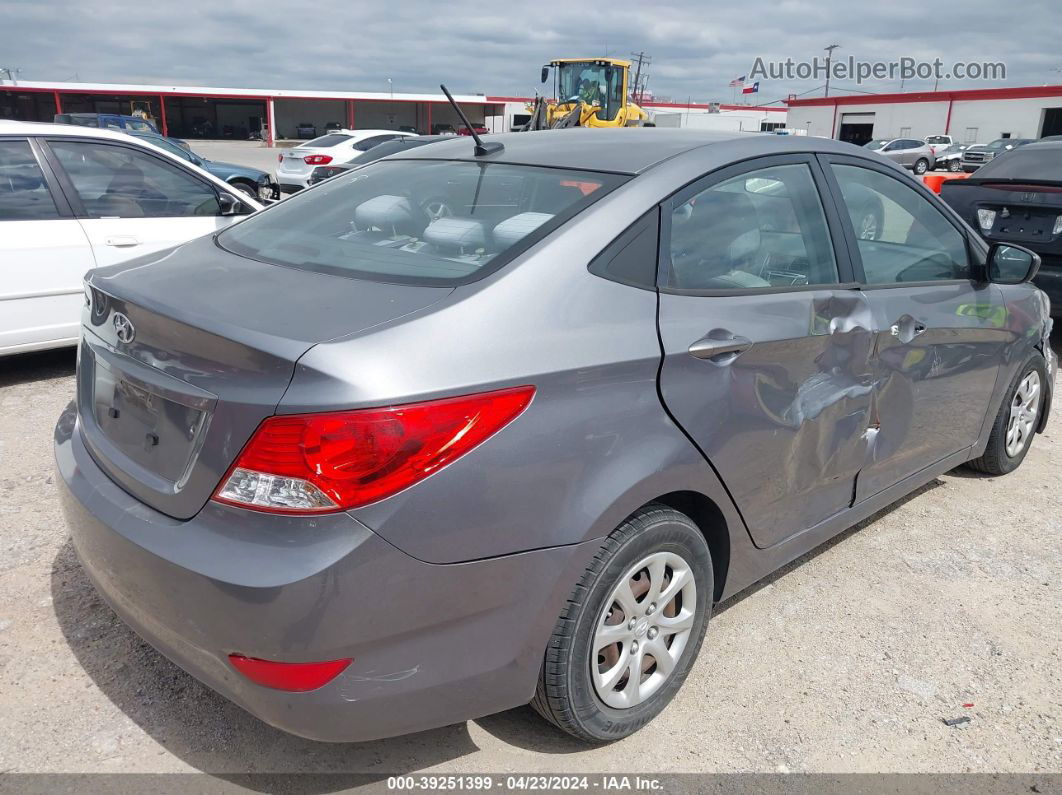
[[2, 0, 1060, 104]]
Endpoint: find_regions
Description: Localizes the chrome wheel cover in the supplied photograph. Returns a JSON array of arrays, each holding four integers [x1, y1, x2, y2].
[[1005, 370, 1040, 458], [591, 551, 697, 709]]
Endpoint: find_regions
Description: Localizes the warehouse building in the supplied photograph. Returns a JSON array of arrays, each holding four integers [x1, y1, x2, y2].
[[0, 80, 503, 143], [788, 84, 1062, 145]]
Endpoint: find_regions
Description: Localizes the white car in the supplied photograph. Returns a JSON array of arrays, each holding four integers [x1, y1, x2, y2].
[[275, 129, 418, 192], [924, 134, 954, 157], [0, 121, 262, 356]]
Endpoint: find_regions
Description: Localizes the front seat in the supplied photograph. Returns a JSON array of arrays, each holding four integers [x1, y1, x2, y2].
[[669, 191, 770, 289]]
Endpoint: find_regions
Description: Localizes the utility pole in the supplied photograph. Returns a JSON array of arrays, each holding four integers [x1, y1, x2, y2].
[[823, 44, 840, 97], [629, 51, 652, 102]]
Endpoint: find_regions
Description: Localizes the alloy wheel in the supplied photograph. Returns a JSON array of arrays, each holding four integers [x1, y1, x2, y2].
[[591, 551, 697, 709], [1005, 370, 1040, 458]]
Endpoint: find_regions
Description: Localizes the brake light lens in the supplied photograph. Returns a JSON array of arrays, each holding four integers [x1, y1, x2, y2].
[[303, 154, 333, 165], [228, 654, 352, 691], [277, 153, 283, 163], [212, 386, 535, 514], [977, 209, 997, 231]]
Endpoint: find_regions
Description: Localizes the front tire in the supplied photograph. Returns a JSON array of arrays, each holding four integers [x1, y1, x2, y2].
[[531, 505, 712, 742], [966, 353, 1047, 475], [232, 182, 257, 198], [947, 159, 962, 172]]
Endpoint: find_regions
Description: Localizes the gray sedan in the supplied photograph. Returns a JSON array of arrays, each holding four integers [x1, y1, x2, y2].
[[56, 129, 1054, 743], [864, 137, 936, 174]]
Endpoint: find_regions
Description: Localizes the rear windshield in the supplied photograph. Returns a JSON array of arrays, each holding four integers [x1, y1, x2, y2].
[[218, 159, 627, 285], [975, 148, 1062, 181], [925, 136, 949, 145], [303, 134, 351, 148]]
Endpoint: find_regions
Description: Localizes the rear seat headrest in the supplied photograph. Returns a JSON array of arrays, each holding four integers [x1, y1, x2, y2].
[[492, 212, 553, 249], [424, 218, 486, 251]]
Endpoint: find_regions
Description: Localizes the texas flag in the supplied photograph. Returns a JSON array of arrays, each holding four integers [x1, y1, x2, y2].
[[742, 81, 760, 94]]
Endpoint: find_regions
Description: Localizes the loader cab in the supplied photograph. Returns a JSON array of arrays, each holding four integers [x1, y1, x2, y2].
[[549, 59, 628, 122]]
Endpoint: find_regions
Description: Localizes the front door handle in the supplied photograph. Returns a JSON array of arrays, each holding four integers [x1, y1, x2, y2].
[[105, 236, 140, 248], [688, 334, 753, 360]]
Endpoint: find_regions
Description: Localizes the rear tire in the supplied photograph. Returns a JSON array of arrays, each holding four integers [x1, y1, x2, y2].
[[966, 353, 1047, 475], [914, 158, 930, 175], [531, 505, 712, 742]]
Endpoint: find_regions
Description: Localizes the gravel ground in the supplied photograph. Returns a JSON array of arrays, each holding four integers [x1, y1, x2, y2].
[[0, 335, 1059, 778]]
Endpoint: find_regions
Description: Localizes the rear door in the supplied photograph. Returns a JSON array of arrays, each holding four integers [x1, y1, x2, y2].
[[820, 154, 1008, 501], [0, 137, 96, 353], [656, 154, 878, 549], [40, 137, 242, 268]]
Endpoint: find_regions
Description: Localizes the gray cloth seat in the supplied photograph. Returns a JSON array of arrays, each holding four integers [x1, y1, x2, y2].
[[354, 194, 421, 237], [492, 212, 553, 249]]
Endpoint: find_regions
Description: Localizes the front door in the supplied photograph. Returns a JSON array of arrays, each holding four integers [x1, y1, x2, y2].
[[42, 137, 237, 269], [822, 155, 1009, 501], [656, 155, 877, 549]]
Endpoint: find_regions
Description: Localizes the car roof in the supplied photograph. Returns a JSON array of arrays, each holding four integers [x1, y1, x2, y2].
[[0, 119, 150, 142], [393, 128, 870, 175], [1019, 139, 1062, 150]]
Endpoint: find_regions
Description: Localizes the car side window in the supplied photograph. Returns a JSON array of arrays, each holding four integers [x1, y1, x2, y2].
[[668, 163, 839, 290], [49, 140, 221, 219], [0, 140, 60, 220], [831, 163, 970, 284], [354, 135, 390, 151]]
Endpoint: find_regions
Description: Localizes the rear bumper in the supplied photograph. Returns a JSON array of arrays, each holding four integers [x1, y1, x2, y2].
[[55, 404, 591, 742]]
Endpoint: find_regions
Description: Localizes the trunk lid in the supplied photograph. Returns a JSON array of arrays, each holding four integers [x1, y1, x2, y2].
[[78, 235, 450, 519]]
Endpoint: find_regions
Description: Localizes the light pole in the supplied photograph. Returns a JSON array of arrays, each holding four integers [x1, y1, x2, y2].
[[387, 78, 393, 100], [824, 44, 840, 97]]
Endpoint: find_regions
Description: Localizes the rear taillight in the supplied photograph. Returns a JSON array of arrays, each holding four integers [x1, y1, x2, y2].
[[212, 386, 535, 514], [303, 154, 332, 165], [228, 654, 351, 691]]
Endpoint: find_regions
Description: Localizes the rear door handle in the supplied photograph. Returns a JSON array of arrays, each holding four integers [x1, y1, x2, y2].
[[105, 236, 140, 248], [688, 334, 753, 360]]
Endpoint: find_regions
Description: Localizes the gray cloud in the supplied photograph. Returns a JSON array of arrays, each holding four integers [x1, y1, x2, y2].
[[2, 0, 1059, 104]]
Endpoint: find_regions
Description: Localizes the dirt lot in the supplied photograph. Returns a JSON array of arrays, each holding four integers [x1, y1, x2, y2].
[[0, 337, 1060, 779]]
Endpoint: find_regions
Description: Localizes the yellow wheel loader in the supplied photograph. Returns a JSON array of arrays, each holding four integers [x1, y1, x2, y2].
[[520, 58, 652, 130]]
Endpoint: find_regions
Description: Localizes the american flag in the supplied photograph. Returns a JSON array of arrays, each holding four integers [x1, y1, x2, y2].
[[728, 75, 746, 87]]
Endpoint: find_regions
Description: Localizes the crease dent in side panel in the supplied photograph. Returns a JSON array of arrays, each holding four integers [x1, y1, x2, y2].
[[770, 291, 878, 528]]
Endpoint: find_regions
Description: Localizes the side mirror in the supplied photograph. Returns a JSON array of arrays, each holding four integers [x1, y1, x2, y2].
[[987, 242, 1040, 284], [218, 192, 247, 216], [540, 65, 549, 83]]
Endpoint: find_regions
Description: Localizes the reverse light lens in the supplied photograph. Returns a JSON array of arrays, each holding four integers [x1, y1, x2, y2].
[[1054, 215, 1062, 235], [977, 209, 997, 231], [228, 654, 352, 691], [303, 154, 333, 165], [212, 386, 535, 514]]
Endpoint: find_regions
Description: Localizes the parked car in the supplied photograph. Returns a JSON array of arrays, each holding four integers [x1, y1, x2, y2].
[[275, 129, 418, 192], [924, 134, 954, 156], [306, 135, 450, 186], [324, 122, 343, 132], [295, 122, 317, 139], [431, 122, 457, 135], [458, 124, 489, 136], [56, 129, 1053, 745], [941, 138, 1062, 316], [54, 112, 160, 135], [0, 120, 261, 356], [933, 142, 971, 172], [962, 138, 1035, 172], [863, 138, 936, 174], [125, 131, 278, 201]]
